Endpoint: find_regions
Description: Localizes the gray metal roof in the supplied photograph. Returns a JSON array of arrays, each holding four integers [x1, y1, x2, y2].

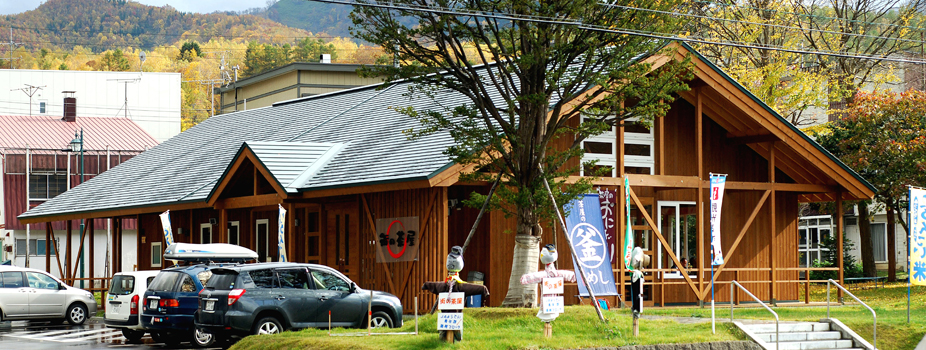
[[243, 141, 346, 193], [19, 79, 460, 220]]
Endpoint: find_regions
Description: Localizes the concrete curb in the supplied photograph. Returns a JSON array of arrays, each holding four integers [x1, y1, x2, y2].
[[577, 341, 762, 350]]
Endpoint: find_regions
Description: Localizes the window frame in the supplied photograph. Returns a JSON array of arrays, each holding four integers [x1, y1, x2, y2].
[[200, 223, 213, 244], [870, 222, 888, 263], [15, 238, 58, 257], [657, 201, 697, 279]]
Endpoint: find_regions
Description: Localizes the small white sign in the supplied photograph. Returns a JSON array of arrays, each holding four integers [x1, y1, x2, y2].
[[437, 312, 464, 330], [541, 277, 564, 294], [437, 292, 465, 310], [542, 296, 565, 314]]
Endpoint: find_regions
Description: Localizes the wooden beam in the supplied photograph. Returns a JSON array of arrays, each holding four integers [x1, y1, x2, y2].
[[726, 133, 780, 145], [45, 224, 51, 273], [72, 220, 90, 283], [301, 179, 434, 199], [89, 219, 95, 290], [19, 201, 208, 225], [214, 194, 282, 210], [628, 186, 700, 297], [361, 194, 397, 295], [701, 190, 771, 299], [66, 220, 72, 283], [219, 209, 228, 244], [836, 191, 844, 300], [286, 203, 295, 261]]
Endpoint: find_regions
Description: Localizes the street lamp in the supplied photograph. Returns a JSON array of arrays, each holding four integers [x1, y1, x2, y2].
[[65, 129, 84, 288]]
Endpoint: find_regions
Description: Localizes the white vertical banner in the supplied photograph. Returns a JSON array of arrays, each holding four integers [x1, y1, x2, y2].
[[278, 204, 288, 263], [709, 174, 726, 266], [909, 187, 926, 286], [159, 210, 175, 246]]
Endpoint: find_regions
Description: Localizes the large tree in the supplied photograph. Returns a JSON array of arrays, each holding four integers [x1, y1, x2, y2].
[[350, 0, 693, 306], [811, 89, 926, 281]]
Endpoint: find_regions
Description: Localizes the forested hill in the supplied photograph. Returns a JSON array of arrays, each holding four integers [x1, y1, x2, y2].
[[264, 0, 355, 39], [0, 0, 315, 52]]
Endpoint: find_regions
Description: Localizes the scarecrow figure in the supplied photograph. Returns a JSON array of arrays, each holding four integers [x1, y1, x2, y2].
[[520, 244, 576, 322], [421, 245, 489, 343]]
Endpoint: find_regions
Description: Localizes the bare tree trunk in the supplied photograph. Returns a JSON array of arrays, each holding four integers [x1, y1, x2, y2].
[[858, 204, 877, 277], [501, 233, 541, 307], [886, 205, 897, 282]]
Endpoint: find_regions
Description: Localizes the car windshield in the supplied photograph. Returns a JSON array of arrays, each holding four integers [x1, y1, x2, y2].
[[148, 271, 183, 292], [109, 275, 136, 295]]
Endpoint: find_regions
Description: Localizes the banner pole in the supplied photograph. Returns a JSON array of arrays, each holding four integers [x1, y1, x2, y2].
[[908, 186, 912, 324], [711, 251, 715, 334], [539, 166, 605, 322]]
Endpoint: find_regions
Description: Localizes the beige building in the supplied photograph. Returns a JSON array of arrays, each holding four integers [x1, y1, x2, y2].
[[216, 62, 386, 114]]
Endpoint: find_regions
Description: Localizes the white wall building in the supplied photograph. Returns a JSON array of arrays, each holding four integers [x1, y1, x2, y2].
[[0, 69, 181, 142]]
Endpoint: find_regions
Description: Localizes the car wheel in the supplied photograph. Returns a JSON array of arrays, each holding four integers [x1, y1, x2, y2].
[[150, 331, 165, 343], [161, 331, 182, 347], [65, 304, 87, 325], [121, 329, 145, 342], [193, 327, 216, 348], [369, 311, 394, 329], [253, 316, 283, 335]]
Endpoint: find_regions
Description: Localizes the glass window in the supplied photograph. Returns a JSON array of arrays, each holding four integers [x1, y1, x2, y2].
[[0, 272, 24, 288], [205, 272, 238, 290], [310, 269, 350, 291], [109, 275, 136, 295], [249, 269, 278, 288], [15, 239, 56, 256], [278, 269, 309, 289], [798, 215, 832, 268], [148, 271, 181, 292], [871, 222, 887, 263], [26, 272, 59, 290], [179, 275, 196, 292], [658, 202, 697, 278], [29, 174, 67, 200], [39, 101, 47, 114], [151, 242, 162, 267]]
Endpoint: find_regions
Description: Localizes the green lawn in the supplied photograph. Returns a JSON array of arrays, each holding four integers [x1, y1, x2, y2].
[[230, 283, 926, 350]]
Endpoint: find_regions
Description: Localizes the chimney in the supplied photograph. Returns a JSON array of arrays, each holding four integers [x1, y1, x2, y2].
[[62, 91, 76, 122], [320, 54, 331, 64]]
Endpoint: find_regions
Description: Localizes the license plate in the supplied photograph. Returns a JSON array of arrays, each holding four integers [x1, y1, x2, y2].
[[205, 300, 215, 311], [149, 300, 158, 309], [109, 302, 121, 312]]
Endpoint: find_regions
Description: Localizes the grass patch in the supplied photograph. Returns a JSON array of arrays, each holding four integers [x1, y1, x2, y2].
[[230, 283, 926, 350]]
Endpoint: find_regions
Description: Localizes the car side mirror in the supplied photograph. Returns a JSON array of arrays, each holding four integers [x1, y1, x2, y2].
[[350, 282, 357, 293], [58, 283, 67, 290]]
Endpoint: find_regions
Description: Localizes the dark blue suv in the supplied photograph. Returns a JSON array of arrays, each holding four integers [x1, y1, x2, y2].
[[141, 264, 229, 347]]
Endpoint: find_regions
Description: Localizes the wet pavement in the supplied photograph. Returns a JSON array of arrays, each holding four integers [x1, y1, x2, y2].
[[0, 318, 225, 349]]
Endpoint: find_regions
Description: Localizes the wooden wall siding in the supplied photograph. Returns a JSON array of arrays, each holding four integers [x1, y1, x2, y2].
[[360, 188, 448, 314], [447, 185, 492, 289]]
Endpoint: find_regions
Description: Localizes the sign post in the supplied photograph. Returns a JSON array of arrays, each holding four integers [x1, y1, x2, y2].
[[437, 292, 465, 342], [709, 173, 727, 334]]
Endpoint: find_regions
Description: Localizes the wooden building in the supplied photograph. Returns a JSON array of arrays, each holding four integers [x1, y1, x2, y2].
[[215, 61, 387, 114], [19, 43, 874, 312]]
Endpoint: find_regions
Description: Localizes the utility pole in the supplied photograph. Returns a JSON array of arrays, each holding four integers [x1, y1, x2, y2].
[[0, 28, 21, 69], [11, 84, 45, 116]]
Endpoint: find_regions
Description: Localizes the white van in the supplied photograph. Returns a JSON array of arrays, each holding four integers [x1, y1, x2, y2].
[[104, 270, 160, 341]]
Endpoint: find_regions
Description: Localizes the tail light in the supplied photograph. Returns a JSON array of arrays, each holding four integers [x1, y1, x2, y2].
[[130, 295, 139, 315], [159, 299, 180, 308], [227, 289, 246, 306]]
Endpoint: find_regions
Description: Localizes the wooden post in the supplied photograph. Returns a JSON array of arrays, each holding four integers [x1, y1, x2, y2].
[[544, 322, 553, 338], [66, 220, 72, 283], [45, 223, 51, 273], [89, 219, 95, 291], [769, 142, 777, 305], [836, 192, 844, 301], [633, 315, 639, 337], [696, 88, 704, 302]]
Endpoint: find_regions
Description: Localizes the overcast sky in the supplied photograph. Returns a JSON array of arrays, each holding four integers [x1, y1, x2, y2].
[[0, 0, 267, 16]]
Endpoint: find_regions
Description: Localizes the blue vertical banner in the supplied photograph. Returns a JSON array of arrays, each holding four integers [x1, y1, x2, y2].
[[278, 204, 288, 263], [159, 210, 175, 246], [709, 174, 726, 266], [909, 188, 926, 286], [565, 193, 618, 296]]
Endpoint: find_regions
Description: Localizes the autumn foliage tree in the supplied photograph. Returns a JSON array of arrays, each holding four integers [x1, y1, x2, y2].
[[811, 90, 926, 281]]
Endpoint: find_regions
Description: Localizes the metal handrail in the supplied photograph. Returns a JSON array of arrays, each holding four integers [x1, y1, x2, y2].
[[731, 280, 779, 350], [827, 279, 877, 349]]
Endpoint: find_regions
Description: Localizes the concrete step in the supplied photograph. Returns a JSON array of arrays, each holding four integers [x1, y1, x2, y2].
[[743, 322, 831, 333], [773, 339, 855, 350], [755, 331, 842, 342]]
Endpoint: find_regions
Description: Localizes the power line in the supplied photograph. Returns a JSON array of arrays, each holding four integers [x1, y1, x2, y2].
[[311, 0, 926, 65]]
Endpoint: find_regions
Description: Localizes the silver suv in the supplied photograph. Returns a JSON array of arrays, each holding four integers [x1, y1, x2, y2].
[[0, 265, 98, 325]]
